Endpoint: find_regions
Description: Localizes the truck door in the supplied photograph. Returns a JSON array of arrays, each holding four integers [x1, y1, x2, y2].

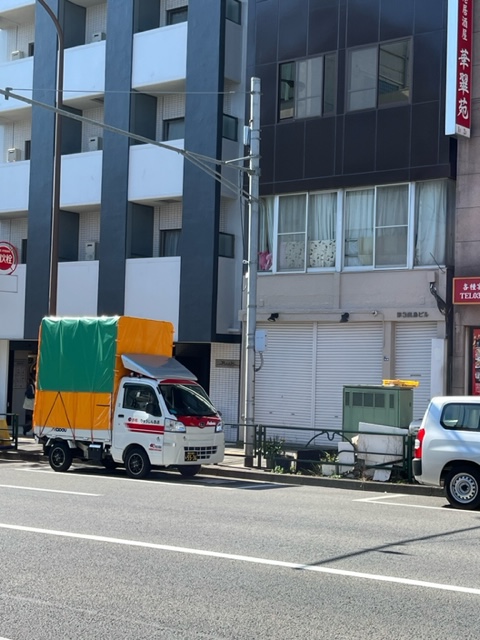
[[112, 382, 164, 463]]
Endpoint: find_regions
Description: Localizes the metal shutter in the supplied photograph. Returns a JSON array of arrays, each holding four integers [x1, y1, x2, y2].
[[395, 322, 437, 419], [315, 323, 384, 442], [254, 323, 314, 445]]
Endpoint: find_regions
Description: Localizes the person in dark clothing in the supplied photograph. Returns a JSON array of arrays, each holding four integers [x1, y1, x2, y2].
[[23, 375, 35, 436]]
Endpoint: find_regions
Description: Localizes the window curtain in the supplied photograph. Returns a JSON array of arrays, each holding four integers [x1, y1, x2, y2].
[[258, 197, 274, 271], [375, 185, 408, 267], [308, 193, 337, 268], [278, 194, 307, 271], [415, 181, 447, 266], [344, 189, 374, 266]]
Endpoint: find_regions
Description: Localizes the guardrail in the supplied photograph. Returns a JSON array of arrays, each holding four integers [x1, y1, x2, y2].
[[224, 422, 415, 483], [0, 413, 19, 451]]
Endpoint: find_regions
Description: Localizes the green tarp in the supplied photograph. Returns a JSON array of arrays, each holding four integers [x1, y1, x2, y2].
[[37, 317, 118, 393]]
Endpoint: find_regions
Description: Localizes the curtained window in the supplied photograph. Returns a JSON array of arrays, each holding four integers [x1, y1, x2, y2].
[[414, 180, 448, 266]]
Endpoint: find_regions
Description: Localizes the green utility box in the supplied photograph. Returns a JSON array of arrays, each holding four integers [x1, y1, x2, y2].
[[342, 384, 414, 434]]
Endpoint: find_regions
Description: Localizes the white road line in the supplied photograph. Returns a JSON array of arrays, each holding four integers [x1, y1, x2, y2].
[[354, 494, 477, 512], [0, 484, 100, 496], [15, 468, 270, 490], [0, 522, 479, 596]]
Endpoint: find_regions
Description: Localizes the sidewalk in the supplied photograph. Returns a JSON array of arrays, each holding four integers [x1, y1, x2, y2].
[[0, 437, 444, 497]]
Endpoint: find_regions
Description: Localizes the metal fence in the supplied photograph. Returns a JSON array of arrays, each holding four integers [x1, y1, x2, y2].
[[224, 422, 415, 483], [0, 413, 19, 451]]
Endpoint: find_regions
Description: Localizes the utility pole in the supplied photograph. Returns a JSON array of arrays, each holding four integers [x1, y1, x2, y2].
[[243, 77, 261, 467]]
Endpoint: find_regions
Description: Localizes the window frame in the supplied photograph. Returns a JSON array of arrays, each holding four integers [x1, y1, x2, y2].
[[346, 37, 412, 112], [163, 117, 185, 141], [159, 229, 181, 257], [166, 6, 188, 25], [226, 0, 242, 24], [278, 53, 337, 121]]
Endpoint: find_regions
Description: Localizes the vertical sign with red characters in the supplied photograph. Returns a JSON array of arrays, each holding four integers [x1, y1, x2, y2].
[[446, 0, 474, 138], [0, 242, 18, 275]]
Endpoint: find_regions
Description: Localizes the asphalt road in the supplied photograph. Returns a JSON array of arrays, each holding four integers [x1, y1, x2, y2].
[[0, 459, 479, 640]]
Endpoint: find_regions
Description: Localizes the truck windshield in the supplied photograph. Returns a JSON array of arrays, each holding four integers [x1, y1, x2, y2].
[[159, 383, 217, 417]]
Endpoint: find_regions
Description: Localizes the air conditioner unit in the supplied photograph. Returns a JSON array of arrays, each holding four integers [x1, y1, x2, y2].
[[7, 148, 21, 163], [11, 50, 25, 61], [91, 31, 106, 43], [85, 241, 98, 261], [88, 136, 103, 152]]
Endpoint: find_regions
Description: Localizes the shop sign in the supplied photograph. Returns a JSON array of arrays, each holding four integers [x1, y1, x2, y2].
[[472, 329, 480, 395], [445, 0, 473, 138], [0, 241, 18, 275], [453, 277, 480, 304]]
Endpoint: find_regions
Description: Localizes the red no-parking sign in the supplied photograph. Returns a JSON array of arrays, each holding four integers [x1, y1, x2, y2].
[[0, 242, 18, 275]]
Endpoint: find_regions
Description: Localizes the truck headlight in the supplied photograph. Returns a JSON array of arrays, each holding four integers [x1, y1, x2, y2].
[[164, 418, 186, 433], [215, 422, 223, 433]]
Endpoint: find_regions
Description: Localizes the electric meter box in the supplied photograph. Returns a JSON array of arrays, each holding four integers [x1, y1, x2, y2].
[[342, 385, 413, 434]]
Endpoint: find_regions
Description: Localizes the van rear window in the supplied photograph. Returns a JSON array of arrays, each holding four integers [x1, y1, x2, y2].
[[441, 403, 480, 430]]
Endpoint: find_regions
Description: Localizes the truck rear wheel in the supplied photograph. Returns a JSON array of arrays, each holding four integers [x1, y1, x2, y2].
[[125, 447, 151, 479], [178, 465, 201, 478], [445, 466, 480, 509], [49, 441, 73, 473]]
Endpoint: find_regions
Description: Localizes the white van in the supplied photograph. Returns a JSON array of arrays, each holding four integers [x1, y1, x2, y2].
[[413, 396, 480, 509]]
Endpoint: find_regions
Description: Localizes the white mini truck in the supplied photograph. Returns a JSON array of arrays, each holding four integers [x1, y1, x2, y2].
[[33, 316, 225, 479]]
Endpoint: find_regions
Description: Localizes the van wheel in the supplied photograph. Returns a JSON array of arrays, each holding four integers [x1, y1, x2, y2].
[[178, 465, 201, 478], [49, 441, 73, 473], [125, 447, 151, 479], [445, 467, 480, 509]]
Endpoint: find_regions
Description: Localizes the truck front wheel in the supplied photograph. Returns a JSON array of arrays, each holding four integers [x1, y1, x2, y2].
[[49, 441, 73, 473], [177, 465, 202, 478], [125, 447, 151, 479], [445, 466, 480, 509]]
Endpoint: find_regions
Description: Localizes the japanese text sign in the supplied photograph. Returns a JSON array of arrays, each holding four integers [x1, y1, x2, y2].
[[453, 277, 480, 304], [446, 0, 473, 138]]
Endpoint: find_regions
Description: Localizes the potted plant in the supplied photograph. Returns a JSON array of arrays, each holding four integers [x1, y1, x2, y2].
[[320, 451, 338, 476], [261, 437, 285, 470]]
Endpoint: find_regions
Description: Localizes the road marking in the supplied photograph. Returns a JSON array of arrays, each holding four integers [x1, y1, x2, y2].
[[354, 494, 477, 512], [0, 522, 479, 596], [0, 484, 100, 496], [15, 468, 273, 490]]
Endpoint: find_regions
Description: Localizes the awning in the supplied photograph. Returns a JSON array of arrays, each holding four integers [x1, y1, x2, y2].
[[121, 354, 197, 381]]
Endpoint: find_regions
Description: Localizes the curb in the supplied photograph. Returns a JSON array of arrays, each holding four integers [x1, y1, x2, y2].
[[0, 445, 445, 498]]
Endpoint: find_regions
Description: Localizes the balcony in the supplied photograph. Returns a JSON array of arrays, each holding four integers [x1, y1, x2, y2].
[[128, 142, 184, 204], [132, 23, 187, 93], [0, 57, 33, 121], [63, 41, 106, 109], [0, 160, 30, 214], [60, 151, 102, 211], [0, 1, 34, 28]]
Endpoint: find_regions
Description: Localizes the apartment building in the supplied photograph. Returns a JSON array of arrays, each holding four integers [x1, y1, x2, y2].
[[0, 0, 246, 429], [245, 0, 458, 443]]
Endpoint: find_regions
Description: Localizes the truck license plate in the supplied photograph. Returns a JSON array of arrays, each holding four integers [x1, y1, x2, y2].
[[185, 451, 198, 462]]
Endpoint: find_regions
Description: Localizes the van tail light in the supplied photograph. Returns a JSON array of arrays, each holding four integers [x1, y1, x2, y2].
[[414, 427, 425, 459]]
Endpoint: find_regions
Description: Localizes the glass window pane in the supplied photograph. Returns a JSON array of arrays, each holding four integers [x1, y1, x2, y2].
[[375, 185, 409, 267], [219, 232, 234, 258], [279, 63, 295, 119], [226, 0, 241, 24], [167, 7, 188, 25], [164, 118, 185, 141], [347, 47, 377, 111], [323, 53, 336, 115], [414, 180, 448, 266], [376, 185, 409, 227], [344, 189, 374, 266], [296, 57, 323, 118], [222, 114, 238, 141], [160, 229, 181, 257], [378, 40, 410, 105], [259, 197, 274, 271], [278, 195, 306, 271], [308, 193, 337, 268]]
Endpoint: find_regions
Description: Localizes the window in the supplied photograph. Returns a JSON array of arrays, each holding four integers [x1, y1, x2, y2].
[[163, 118, 185, 141], [219, 232, 234, 258], [222, 114, 238, 141], [167, 7, 188, 25], [226, 0, 241, 24], [347, 39, 411, 111], [279, 54, 337, 120], [123, 384, 161, 416], [259, 179, 451, 274], [28, 42, 35, 57], [160, 229, 181, 257], [24, 140, 31, 161], [344, 185, 409, 268], [441, 404, 480, 431]]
